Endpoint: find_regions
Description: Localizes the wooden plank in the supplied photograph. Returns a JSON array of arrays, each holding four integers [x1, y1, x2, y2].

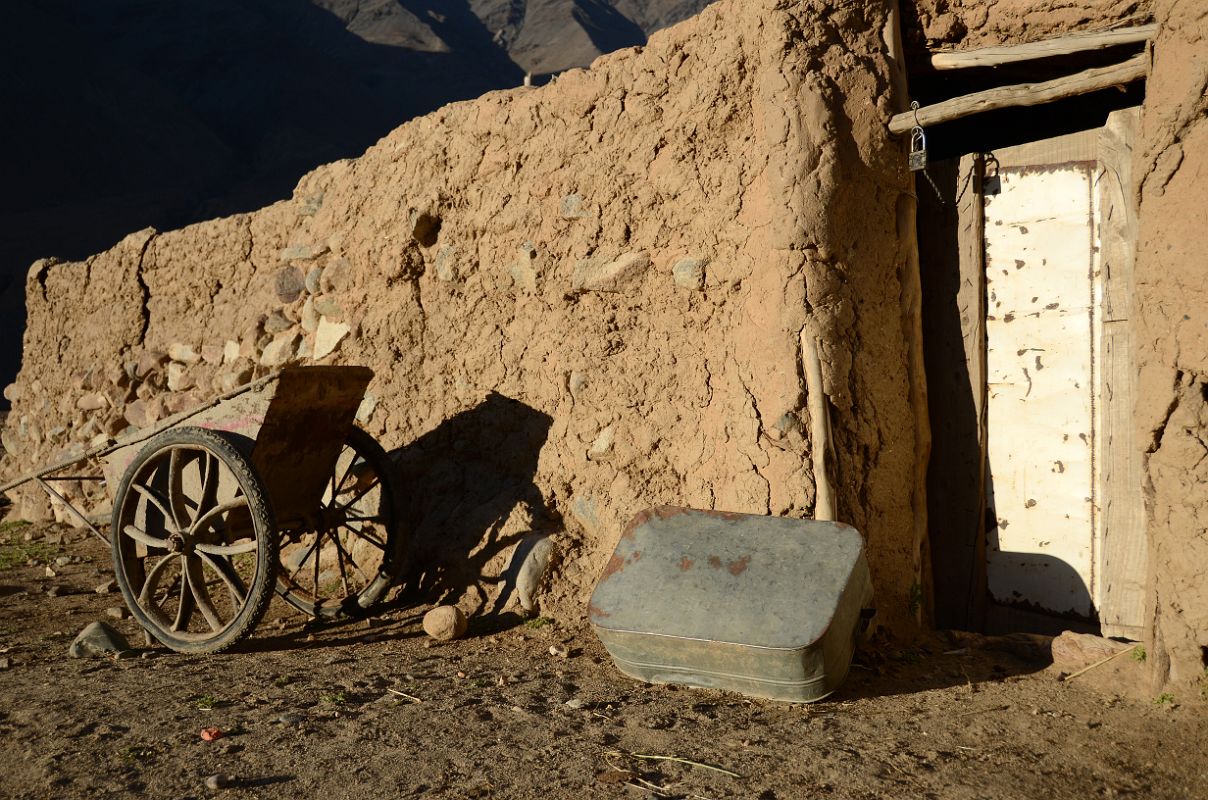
[[920, 154, 987, 630], [931, 24, 1156, 70], [1095, 107, 1146, 639], [984, 165, 1098, 618], [989, 127, 1097, 169], [888, 54, 1147, 134], [961, 154, 989, 631]]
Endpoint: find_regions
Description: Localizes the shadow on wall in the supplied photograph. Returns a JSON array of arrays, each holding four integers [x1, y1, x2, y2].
[[387, 393, 562, 612], [0, 0, 524, 400]]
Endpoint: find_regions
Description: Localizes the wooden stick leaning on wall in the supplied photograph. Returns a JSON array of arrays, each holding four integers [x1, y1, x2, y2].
[[930, 24, 1155, 70], [800, 331, 836, 523], [888, 53, 1147, 134]]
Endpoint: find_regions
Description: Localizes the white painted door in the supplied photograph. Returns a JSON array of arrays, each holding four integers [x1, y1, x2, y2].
[[984, 164, 1101, 618]]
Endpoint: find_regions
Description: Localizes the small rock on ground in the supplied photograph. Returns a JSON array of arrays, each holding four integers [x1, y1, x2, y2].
[[204, 773, 230, 790], [68, 621, 130, 658], [423, 606, 467, 641], [1051, 631, 1133, 668]]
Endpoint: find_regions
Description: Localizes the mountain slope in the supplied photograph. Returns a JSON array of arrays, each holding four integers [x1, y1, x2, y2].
[[0, 0, 713, 397]]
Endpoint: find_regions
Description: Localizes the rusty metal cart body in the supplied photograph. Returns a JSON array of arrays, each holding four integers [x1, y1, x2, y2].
[[0, 366, 406, 653]]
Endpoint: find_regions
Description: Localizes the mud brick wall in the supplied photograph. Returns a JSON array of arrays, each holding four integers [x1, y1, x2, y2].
[[2, 0, 928, 628], [1133, 0, 1208, 696]]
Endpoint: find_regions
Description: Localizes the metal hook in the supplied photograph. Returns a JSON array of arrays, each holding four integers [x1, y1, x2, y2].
[[910, 100, 922, 129]]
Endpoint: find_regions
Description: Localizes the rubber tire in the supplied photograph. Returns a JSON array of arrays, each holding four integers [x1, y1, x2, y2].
[[275, 426, 407, 619], [111, 426, 278, 654]]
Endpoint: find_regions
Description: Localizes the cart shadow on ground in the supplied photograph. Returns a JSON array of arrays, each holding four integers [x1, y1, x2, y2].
[[230, 392, 558, 654]]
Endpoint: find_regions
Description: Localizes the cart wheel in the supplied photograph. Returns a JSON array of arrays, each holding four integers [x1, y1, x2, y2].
[[110, 427, 277, 654], [276, 426, 406, 619]]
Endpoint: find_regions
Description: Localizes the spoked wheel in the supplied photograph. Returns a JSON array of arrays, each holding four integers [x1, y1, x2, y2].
[[110, 427, 277, 654], [276, 427, 406, 619]]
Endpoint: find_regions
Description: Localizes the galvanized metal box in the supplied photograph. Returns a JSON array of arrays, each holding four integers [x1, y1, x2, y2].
[[589, 507, 874, 702]]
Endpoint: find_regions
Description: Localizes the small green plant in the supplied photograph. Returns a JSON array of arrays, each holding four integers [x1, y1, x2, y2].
[[273, 675, 293, 688], [119, 744, 156, 761], [908, 583, 924, 616], [231, 552, 256, 574], [0, 539, 54, 570], [0, 519, 31, 535], [524, 616, 552, 630], [194, 694, 217, 710], [1154, 692, 1175, 706], [320, 690, 347, 706], [1131, 645, 1147, 663]]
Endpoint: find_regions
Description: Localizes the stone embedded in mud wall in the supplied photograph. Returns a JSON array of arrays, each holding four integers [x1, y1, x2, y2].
[[571, 251, 651, 293], [672, 257, 707, 291], [313, 318, 351, 360], [0, 0, 925, 630], [260, 331, 301, 367]]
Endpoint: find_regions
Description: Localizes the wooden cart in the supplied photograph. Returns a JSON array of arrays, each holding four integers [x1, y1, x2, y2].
[[0, 366, 406, 653]]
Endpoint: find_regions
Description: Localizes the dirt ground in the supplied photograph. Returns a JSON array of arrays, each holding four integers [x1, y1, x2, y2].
[[1, 520, 1206, 800]]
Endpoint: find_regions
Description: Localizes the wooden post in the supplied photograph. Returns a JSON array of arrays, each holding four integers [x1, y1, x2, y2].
[[930, 25, 1156, 70], [800, 332, 835, 522], [884, 0, 932, 624], [1095, 107, 1146, 639], [889, 54, 1147, 134]]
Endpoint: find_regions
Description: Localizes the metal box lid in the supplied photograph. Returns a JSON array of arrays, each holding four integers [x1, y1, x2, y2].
[[589, 507, 867, 650]]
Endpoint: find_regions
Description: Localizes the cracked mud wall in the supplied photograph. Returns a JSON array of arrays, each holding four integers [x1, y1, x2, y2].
[[1133, 0, 1208, 696], [1, 0, 925, 629], [905, 0, 1153, 50]]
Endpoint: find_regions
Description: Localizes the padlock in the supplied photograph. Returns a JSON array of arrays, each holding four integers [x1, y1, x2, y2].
[[982, 153, 1002, 195], [908, 126, 927, 172]]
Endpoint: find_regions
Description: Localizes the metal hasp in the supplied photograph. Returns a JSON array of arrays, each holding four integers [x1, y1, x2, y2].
[[589, 507, 874, 703]]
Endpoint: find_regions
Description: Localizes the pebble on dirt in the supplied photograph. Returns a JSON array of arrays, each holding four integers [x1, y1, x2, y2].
[[422, 605, 467, 641], [204, 773, 230, 790], [200, 726, 224, 742], [68, 621, 130, 658]]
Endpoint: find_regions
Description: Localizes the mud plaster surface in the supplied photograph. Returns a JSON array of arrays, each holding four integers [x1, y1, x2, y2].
[[1133, 0, 1208, 693], [907, 0, 1153, 50], [1, 0, 925, 630]]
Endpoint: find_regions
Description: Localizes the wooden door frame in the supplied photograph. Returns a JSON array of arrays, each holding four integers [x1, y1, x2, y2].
[[920, 108, 1144, 635]]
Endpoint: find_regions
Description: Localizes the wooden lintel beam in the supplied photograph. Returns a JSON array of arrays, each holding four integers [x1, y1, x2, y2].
[[931, 24, 1156, 70], [889, 53, 1147, 134]]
